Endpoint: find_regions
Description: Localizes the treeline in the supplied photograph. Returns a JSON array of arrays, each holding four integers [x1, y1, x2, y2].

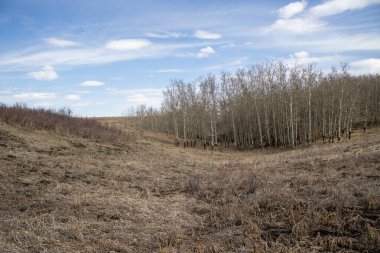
[[133, 62, 380, 149], [0, 103, 131, 143]]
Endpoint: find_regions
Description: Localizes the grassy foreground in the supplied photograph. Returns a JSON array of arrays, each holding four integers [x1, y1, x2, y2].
[[0, 118, 379, 252]]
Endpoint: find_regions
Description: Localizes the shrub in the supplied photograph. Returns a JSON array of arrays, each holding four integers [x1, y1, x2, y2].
[[0, 103, 130, 143]]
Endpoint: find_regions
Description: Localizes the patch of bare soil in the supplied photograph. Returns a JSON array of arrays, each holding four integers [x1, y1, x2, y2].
[[0, 122, 379, 252]]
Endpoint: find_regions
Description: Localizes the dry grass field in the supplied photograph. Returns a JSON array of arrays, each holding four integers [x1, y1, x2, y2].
[[0, 117, 379, 252]]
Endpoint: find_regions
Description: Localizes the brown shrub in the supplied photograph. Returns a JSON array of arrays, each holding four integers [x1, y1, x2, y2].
[[0, 103, 132, 143]]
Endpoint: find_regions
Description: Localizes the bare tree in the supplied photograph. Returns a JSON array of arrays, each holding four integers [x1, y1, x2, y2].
[[133, 62, 380, 150]]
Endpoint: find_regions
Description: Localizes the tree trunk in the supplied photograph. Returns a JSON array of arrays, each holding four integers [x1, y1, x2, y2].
[[290, 93, 295, 148], [338, 84, 344, 141], [272, 104, 278, 147], [264, 103, 271, 146], [255, 96, 263, 148], [308, 85, 312, 143]]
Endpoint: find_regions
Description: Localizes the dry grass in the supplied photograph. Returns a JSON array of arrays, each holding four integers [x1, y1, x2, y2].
[[0, 117, 379, 252], [0, 104, 133, 143]]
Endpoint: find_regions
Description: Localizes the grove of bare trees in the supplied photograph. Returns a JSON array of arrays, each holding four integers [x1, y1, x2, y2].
[[132, 62, 380, 150]]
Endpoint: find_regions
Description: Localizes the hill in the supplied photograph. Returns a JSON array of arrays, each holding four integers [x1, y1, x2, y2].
[[0, 115, 379, 252]]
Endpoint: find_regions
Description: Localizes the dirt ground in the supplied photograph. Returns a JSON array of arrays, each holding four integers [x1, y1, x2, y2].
[[0, 120, 379, 252]]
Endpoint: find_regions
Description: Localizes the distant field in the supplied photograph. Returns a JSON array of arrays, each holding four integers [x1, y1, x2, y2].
[[0, 118, 379, 252]]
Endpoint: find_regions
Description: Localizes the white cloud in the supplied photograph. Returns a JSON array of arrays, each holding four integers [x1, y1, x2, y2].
[[156, 57, 248, 73], [310, 0, 380, 17], [265, 17, 325, 34], [13, 92, 55, 99], [194, 30, 222, 39], [351, 58, 380, 74], [285, 50, 338, 66], [0, 41, 210, 71], [145, 31, 183, 39], [27, 65, 58, 81], [292, 33, 380, 52], [278, 0, 307, 19], [196, 46, 215, 58], [46, 37, 81, 47], [265, 0, 380, 34], [0, 48, 155, 70], [106, 88, 164, 107], [105, 39, 152, 50], [129, 91, 162, 104], [80, 80, 104, 87], [294, 50, 310, 59], [65, 94, 81, 100]]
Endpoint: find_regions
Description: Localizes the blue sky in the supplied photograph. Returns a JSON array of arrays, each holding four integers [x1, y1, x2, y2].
[[1, 0, 380, 116]]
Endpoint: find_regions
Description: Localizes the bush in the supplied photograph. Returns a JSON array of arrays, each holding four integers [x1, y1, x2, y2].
[[0, 103, 129, 143]]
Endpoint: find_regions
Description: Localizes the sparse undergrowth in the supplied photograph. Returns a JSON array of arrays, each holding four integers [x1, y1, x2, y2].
[[0, 118, 379, 252], [0, 104, 133, 143]]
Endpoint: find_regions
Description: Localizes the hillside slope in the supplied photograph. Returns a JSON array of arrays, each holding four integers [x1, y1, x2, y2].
[[0, 122, 379, 252]]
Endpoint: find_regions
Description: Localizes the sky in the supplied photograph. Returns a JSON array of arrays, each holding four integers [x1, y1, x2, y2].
[[0, 0, 380, 116]]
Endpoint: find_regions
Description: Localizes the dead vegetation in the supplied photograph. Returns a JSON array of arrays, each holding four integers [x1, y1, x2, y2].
[[0, 117, 379, 252], [0, 104, 133, 143]]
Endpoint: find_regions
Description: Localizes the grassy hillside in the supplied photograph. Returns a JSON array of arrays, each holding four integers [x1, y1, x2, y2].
[[0, 104, 132, 143], [0, 115, 379, 252]]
